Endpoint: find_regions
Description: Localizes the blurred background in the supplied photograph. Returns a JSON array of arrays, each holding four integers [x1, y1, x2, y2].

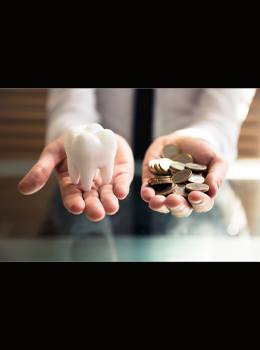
[[0, 89, 260, 243]]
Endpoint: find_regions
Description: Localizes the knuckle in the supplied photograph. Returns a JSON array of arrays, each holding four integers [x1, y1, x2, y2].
[[44, 144, 56, 158], [30, 165, 48, 186], [35, 164, 48, 177], [44, 144, 52, 154]]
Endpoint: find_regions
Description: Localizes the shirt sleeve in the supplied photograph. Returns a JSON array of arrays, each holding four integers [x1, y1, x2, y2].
[[45, 88, 100, 144], [174, 89, 256, 162]]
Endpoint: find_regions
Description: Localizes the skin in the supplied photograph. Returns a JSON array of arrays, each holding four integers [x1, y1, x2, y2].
[[141, 134, 228, 217], [18, 134, 134, 222], [18, 133, 228, 221]]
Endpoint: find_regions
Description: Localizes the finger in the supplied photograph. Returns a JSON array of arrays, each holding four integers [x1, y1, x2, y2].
[[140, 184, 156, 202], [113, 169, 132, 199], [188, 191, 214, 213], [18, 137, 65, 195], [206, 156, 228, 198], [57, 172, 85, 215], [113, 135, 134, 199], [165, 194, 193, 217], [148, 195, 170, 213], [141, 150, 159, 188], [83, 189, 106, 222], [99, 184, 119, 215], [141, 141, 162, 201]]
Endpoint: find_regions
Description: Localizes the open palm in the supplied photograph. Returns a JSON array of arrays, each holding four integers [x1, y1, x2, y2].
[[18, 135, 134, 222]]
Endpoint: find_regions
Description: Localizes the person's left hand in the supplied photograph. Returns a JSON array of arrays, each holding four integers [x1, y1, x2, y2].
[[141, 134, 228, 217]]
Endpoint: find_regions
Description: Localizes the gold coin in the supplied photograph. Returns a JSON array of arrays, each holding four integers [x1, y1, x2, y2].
[[173, 153, 193, 164], [158, 158, 173, 174], [185, 183, 209, 193], [188, 173, 205, 184], [148, 159, 158, 174], [158, 165, 170, 175], [153, 183, 176, 196], [172, 169, 192, 184], [154, 162, 163, 175], [185, 162, 207, 172], [161, 144, 180, 159], [173, 184, 188, 197], [149, 176, 173, 186], [169, 161, 185, 172]]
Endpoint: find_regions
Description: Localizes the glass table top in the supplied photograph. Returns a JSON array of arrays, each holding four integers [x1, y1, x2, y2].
[[1, 160, 260, 261]]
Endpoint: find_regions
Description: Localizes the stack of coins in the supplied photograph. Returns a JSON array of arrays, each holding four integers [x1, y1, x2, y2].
[[148, 144, 209, 197]]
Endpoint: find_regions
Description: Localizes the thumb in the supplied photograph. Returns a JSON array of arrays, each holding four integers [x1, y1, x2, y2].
[[18, 137, 66, 195], [206, 155, 228, 198]]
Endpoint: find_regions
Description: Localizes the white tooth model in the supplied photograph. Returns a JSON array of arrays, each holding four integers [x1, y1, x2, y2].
[[64, 123, 117, 192]]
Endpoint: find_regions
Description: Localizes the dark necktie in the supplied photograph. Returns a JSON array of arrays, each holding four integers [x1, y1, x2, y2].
[[132, 89, 154, 235], [133, 88, 154, 159]]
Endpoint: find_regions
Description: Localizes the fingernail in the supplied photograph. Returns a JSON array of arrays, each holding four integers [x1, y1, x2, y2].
[[115, 184, 128, 198], [156, 205, 170, 214], [69, 206, 84, 215], [68, 209, 83, 215], [172, 204, 186, 212], [190, 199, 203, 204]]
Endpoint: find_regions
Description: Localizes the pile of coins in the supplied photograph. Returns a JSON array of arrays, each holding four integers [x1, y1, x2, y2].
[[148, 144, 209, 197]]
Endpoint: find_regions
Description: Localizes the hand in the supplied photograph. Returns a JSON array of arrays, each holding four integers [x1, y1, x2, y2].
[[18, 134, 134, 222], [141, 134, 228, 218]]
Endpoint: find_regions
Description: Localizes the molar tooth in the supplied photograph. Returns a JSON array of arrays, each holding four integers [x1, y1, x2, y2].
[[67, 157, 80, 185], [63, 123, 117, 192], [79, 165, 96, 192], [85, 123, 104, 134]]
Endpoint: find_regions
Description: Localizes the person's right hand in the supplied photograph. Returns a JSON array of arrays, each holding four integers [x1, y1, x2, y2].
[[18, 135, 134, 222]]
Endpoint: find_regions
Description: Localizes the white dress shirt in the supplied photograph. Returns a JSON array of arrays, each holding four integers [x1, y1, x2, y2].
[[46, 88, 256, 161]]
